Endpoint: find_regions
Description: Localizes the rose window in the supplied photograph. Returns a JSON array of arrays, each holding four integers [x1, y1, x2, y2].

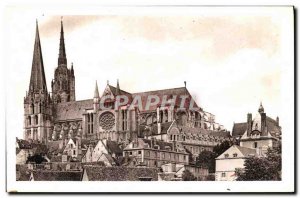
[[99, 112, 115, 130]]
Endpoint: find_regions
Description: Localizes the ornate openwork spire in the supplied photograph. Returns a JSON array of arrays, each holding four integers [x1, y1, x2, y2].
[[258, 102, 264, 114], [58, 17, 67, 66]]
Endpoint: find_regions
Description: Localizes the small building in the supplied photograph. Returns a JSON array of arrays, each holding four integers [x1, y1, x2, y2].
[[123, 138, 189, 167], [82, 139, 122, 165], [16, 138, 48, 164], [143, 121, 231, 158], [232, 103, 281, 154], [159, 163, 209, 181], [215, 145, 259, 181]]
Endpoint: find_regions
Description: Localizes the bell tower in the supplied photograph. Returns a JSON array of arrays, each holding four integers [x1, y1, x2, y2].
[[51, 18, 76, 103], [24, 20, 52, 143]]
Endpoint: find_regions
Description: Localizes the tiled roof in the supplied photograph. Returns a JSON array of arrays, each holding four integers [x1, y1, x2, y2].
[[232, 116, 281, 138], [232, 122, 247, 137], [235, 145, 258, 157], [32, 144, 48, 155], [53, 99, 93, 121], [16, 139, 48, 154], [266, 117, 281, 136], [132, 87, 200, 112], [106, 140, 123, 155], [47, 140, 63, 153], [84, 166, 159, 181], [180, 126, 231, 138], [17, 139, 32, 149], [101, 153, 116, 165], [32, 170, 83, 181], [16, 165, 31, 181], [108, 85, 132, 96]]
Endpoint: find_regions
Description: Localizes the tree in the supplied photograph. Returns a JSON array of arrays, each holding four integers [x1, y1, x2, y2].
[[195, 140, 233, 173], [236, 146, 281, 181], [26, 154, 47, 164], [182, 169, 196, 181], [195, 150, 216, 173], [213, 140, 233, 156]]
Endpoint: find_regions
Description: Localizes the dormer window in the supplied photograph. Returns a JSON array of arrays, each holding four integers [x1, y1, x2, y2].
[[224, 154, 229, 158], [233, 153, 238, 157]]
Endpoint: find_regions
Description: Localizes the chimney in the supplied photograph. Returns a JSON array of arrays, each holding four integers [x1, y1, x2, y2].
[[261, 113, 267, 136], [247, 113, 252, 137], [276, 116, 279, 126], [157, 106, 161, 134], [157, 123, 161, 134]]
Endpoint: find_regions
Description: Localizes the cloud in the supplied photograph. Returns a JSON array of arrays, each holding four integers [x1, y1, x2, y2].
[[39, 16, 104, 37]]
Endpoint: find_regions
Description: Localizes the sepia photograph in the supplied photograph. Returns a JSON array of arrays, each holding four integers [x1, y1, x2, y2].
[[4, 5, 294, 193]]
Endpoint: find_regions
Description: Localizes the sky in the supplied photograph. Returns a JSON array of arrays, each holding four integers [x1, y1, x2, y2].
[[4, 7, 293, 138]]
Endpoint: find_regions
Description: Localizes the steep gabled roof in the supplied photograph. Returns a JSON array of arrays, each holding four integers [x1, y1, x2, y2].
[[235, 145, 258, 157], [179, 126, 231, 138], [53, 99, 93, 121], [132, 87, 199, 112], [266, 116, 281, 137], [232, 122, 247, 137], [106, 140, 123, 155]]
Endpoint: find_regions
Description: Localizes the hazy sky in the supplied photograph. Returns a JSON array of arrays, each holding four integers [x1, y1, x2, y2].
[[5, 7, 293, 137]]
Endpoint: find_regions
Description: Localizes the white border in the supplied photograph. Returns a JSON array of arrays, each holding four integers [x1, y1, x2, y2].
[[3, 4, 295, 193]]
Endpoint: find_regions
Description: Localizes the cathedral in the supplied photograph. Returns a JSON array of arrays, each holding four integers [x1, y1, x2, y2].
[[23, 20, 226, 146]]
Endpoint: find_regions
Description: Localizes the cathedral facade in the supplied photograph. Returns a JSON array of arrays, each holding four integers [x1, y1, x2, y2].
[[23, 20, 226, 146]]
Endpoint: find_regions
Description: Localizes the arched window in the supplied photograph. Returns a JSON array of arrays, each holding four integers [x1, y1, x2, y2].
[[28, 116, 31, 126], [30, 103, 34, 114], [122, 110, 127, 131], [87, 113, 94, 134], [35, 115, 38, 125]]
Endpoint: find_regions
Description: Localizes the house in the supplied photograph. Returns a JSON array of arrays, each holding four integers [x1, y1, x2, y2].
[[123, 138, 189, 167], [232, 103, 281, 154], [16, 138, 48, 164], [82, 166, 159, 181], [81, 139, 122, 165], [143, 120, 231, 158], [159, 163, 209, 181], [215, 145, 259, 181]]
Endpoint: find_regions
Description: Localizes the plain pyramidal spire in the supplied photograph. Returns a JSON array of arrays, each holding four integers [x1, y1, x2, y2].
[[29, 20, 47, 93], [58, 17, 67, 66], [94, 80, 100, 98], [116, 79, 120, 95]]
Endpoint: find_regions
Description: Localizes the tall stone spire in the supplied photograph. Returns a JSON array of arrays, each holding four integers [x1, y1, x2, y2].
[[116, 79, 120, 95], [29, 20, 47, 93], [94, 80, 100, 98], [58, 17, 67, 66]]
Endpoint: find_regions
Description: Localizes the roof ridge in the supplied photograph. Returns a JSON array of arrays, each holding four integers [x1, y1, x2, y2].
[[132, 86, 186, 95]]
